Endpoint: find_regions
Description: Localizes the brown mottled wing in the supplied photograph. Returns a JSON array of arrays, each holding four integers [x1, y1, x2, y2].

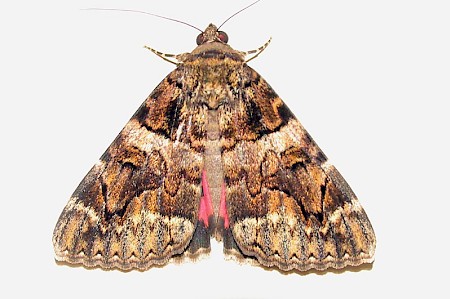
[[53, 68, 210, 270], [219, 66, 376, 271]]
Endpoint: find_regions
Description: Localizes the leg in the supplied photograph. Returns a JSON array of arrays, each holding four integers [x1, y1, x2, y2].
[[244, 37, 272, 63], [144, 45, 179, 65]]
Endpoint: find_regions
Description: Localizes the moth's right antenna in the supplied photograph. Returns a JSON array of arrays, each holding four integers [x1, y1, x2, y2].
[[217, 0, 261, 30]]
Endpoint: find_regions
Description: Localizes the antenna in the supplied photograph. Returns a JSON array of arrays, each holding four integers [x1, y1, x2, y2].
[[82, 8, 203, 32], [217, 0, 261, 30]]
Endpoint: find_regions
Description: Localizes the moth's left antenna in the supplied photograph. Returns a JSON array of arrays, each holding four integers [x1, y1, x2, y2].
[[82, 8, 203, 32]]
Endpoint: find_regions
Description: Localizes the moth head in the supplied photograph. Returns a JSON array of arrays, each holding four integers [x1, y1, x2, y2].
[[196, 24, 229, 45]]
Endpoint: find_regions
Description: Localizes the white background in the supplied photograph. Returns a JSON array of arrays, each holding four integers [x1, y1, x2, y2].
[[1, 0, 449, 298]]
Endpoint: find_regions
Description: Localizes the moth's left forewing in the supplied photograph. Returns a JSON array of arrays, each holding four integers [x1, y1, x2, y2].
[[53, 68, 211, 270], [220, 65, 376, 271]]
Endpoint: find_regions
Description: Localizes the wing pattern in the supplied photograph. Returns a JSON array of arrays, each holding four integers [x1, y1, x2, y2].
[[219, 66, 376, 271], [53, 69, 210, 270], [53, 23, 375, 272]]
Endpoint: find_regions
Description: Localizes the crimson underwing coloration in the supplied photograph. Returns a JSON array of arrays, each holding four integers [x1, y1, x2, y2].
[[53, 22, 376, 272]]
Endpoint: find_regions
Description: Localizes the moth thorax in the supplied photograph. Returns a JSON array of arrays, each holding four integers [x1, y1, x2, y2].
[[201, 84, 229, 109]]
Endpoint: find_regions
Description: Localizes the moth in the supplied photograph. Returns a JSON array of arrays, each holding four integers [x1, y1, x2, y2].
[[53, 21, 376, 272]]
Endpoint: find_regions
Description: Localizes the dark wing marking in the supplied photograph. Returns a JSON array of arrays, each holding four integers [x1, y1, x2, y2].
[[220, 65, 376, 271], [53, 68, 210, 270]]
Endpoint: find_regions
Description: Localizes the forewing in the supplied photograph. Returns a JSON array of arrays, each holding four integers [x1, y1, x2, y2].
[[220, 66, 376, 271], [53, 68, 210, 270]]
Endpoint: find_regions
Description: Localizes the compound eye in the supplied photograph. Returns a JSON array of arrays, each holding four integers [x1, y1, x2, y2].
[[196, 33, 205, 45], [217, 31, 228, 43]]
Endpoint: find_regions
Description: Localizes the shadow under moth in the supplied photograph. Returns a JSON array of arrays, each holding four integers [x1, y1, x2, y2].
[[53, 21, 376, 272]]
